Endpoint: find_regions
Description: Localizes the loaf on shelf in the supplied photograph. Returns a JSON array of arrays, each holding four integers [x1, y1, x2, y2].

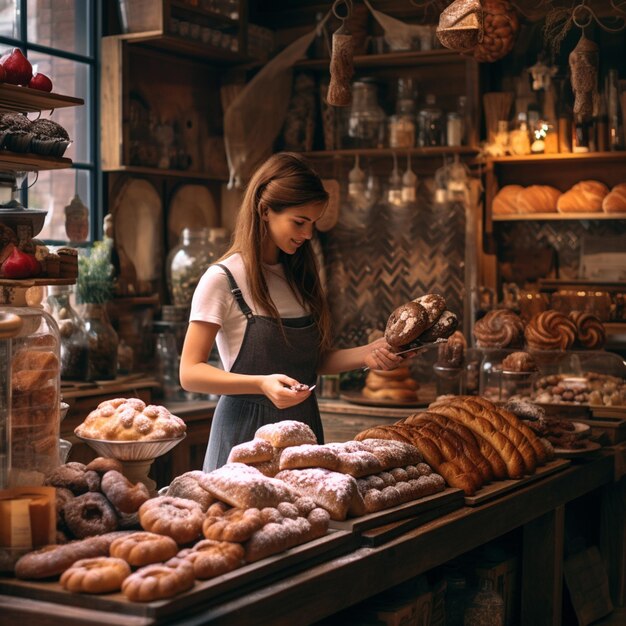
[[602, 183, 626, 213], [492, 184, 523, 215], [515, 185, 561, 214], [556, 180, 609, 213]]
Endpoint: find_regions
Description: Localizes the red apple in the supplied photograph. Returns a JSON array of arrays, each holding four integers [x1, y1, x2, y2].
[[0, 65, 5, 82], [28, 72, 53, 92], [0, 48, 32, 85]]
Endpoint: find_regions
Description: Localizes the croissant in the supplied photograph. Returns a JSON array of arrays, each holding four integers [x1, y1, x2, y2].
[[525, 310, 576, 351], [568, 311, 606, 349], [473, 309, 524, 348]]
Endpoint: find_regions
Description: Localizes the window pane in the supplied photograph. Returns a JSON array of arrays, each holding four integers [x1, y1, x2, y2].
[[30, 168, 91, 242], [27, 0, 90, 56], [27, 52, 91, 163], [0, 0, 19, 39]]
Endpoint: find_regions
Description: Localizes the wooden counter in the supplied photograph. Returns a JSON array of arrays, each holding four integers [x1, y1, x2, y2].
[[0, 452, 621, 626]]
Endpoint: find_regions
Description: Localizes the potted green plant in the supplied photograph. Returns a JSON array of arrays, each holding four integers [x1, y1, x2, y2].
[[76, 240, 119, 380]]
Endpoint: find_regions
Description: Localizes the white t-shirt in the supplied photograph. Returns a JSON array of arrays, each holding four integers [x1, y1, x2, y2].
[[189, 253, 309, 370]]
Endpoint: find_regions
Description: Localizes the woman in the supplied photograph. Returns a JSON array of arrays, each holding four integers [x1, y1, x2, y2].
[[180, 152, 406, 471]]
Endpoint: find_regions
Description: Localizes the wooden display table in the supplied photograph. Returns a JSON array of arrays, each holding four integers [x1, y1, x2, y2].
[[0, 452, 621, 626]]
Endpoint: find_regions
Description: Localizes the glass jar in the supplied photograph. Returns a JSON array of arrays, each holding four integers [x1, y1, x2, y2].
[[153, 323, 184, 401], [1, 305, 61, 487], [348, 80, 386, 149], [207, 227, 230, 263], [444, 572, 469, 626], [417, 94, 444, 147], [389, 100, 416, 149], [464, 578, 504, 626], [82, 303, 119, 381], [45, 285, 89, 381], [167, 227, 210, 309]]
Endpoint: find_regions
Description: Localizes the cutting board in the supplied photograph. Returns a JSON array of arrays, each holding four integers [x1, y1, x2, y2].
[[0, 530, 355, 620], [464, 458, 571, 506], [167, 184, 219, 249]]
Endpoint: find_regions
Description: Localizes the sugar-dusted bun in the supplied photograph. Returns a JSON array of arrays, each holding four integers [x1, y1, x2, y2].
[[568, 311, 606, 349], [493, 185, 523, 215], [75, 398, 186, 441], [501, 351, 537, 372], [515, 185, 561, 214], [557, 180, 609, 213], [473, 309, 524, 348], [602, 183, 626, 213], [525, 310, 576, 351]]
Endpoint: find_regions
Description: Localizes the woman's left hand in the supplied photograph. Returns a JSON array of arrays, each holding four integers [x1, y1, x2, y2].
[[363, 337, 407, 371]]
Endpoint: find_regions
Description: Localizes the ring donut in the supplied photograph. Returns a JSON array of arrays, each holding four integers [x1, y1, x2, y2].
[[139, 496, 204, 544], [121, 560, 195, 602], [63, 492, 118, 539], [110, 531, 178, 567], [101, 470, 150, 514]]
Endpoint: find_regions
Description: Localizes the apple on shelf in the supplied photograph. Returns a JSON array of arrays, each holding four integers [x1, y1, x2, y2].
[[0, 47, 54, 91], [28, 73, 52, 92]]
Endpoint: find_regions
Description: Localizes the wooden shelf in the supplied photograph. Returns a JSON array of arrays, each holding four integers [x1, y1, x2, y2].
[[0, 83, 84, 113], [0, 277, 75, 287], [169, 0, 238, 27], [539, 278, 626, 291], [301, 146, 479, 159], [102, 164, 227, 180], [118, 31, 248, 64], [295, 49, 469, 71], [493, 212, 626, 221], [0, 150, 72, 171], [485, 151, 626, 165]]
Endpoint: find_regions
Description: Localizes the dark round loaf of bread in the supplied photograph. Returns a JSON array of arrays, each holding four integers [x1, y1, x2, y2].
[[413, 294, 446, 326], [385, 301, 429, 348], [420, 310, 459, 342]]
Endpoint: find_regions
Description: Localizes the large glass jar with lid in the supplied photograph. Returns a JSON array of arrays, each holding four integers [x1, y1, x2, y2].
[[347, 79, 386, 149], [45, 284, 89, 381], [166, 227, 211, 309], [0, 299, 61, 488]]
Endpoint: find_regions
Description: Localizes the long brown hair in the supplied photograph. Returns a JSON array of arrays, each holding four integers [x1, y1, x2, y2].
[[220, 152, 333, 352]]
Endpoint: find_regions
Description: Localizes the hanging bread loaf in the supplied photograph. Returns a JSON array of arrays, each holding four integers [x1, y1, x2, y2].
[[515, 185, 561, 214], [492, 185, 523, 215], [436, 0, 482, 52], [471, 0, 519, 63], [602, 183, 626, 213], [557, 180, 609, 213], [569, 33, 599, 118]]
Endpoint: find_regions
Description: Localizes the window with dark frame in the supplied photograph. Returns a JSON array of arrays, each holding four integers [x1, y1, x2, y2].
[[0, 0, 100, 243]]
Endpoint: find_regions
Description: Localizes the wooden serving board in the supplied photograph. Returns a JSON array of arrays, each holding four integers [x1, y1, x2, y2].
[[464, 459, 571, 507], [0, 530, 356, 622], [329, 487, 463, 534]]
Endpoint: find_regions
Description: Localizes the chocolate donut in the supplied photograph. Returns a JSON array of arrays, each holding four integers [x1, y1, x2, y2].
[[63, 492, 118, 539], [413, 294, 446, 326], [385, 301, 429, 348], [419, 310, 459, 342]]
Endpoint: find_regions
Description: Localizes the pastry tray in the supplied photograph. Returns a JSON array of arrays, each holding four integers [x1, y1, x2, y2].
[[0, 530, 356, 621]]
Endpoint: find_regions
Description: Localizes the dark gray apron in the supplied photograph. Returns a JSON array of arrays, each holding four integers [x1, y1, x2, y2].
[[202, 264, 324, 471]]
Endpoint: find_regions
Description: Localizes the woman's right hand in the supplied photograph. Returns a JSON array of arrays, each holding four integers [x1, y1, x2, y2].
[[260, 374, 312, 409]]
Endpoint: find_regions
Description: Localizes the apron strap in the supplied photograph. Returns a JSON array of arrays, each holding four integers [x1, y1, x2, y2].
[[214, 263, 255, 322]]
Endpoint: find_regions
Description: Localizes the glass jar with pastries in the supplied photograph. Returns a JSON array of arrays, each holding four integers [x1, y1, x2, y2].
[[479, 349, 539, 403], [0, 303, 61, 489]]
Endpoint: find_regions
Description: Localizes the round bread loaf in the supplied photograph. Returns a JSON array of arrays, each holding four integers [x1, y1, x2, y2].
[[473, 309, 524, 348], [384, 301, 429, 348], [413, 294, 446, 326], [419, 310, 459, 342]]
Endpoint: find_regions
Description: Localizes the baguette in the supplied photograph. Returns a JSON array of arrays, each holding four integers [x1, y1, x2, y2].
[[427, 403, 525, 479], [469, 397, 549, 465], [439, 398, 537, 474], [354, 426, 413, 444], [404, 412, 494, 483]]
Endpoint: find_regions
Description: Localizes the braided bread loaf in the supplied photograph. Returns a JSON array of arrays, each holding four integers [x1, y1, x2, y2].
[[473, 309, 524, 348], [568, 311, 606, 349], [524, 310, 576, 351]]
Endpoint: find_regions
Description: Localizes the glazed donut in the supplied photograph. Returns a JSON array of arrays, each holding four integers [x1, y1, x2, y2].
[[139, 496, 204, 544], [362, 387, 418, 402], [121, 560, 195, 602], [44, 462, 100, 495], [413, 294, 446, 326], [85, 457, 124, 475], [110, 531, 178, 567], [202, 505, 264, 543], [568, 311, 606, 349], [166, 471, 215, 512], [14, 531, 131, 579], [63, 492, 118, 539], [473, 309, 524, 349], [384, 301, 429, 348], [184, 539, 245, 580], [525, 310, 576, 351], [60, 557, 131, 594], [419, 310, 459, 342], [501, 351, 537, 373], [101, 470, 150, 514]]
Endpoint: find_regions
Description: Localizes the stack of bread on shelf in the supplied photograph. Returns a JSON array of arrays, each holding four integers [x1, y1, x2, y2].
[[363, 366, 420, 402], [356, 396, 553, 496], [493, 180, 626, 215]]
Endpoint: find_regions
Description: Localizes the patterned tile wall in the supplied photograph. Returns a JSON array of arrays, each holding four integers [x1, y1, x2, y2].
[[319, 182, 467, 349]]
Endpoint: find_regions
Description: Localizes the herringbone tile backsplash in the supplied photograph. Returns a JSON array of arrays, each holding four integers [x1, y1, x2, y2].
[[320, 186, 466, 348]]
